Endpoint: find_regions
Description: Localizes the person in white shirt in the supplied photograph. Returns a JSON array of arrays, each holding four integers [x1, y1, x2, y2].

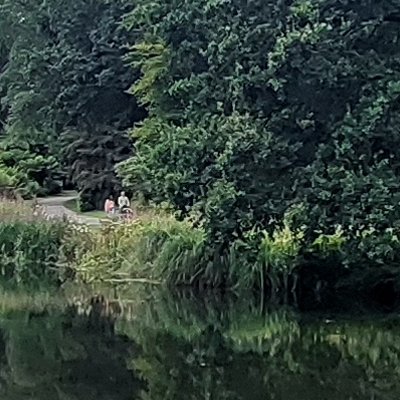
[[117, 191, 130, 211]]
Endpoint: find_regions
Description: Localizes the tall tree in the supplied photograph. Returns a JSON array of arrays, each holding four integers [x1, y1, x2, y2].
[[0, 0, 144, 205], [0, 0, 64, 195], [120, 0, 400, 244]]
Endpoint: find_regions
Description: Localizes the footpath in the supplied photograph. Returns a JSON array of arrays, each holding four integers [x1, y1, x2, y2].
[[37, 192, 101, 227]]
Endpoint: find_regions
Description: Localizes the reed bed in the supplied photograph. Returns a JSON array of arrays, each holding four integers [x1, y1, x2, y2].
[[0, 198, 65, 285]]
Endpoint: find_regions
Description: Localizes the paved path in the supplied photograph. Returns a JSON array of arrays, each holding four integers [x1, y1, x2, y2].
[[37, 192, 101, 226]]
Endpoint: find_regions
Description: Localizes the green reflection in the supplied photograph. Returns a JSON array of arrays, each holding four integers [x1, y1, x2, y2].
[[0, 306, 143, 400], [118, 289, 400, 400], [0, 288, 399, 400]]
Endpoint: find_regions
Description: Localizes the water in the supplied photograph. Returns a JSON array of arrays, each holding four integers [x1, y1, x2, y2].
[[0, 287, 400, 400]]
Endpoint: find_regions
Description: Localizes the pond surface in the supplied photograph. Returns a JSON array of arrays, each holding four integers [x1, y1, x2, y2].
[[0, 287, 400, 400]]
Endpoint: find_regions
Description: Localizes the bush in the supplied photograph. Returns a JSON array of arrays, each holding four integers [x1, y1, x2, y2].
[[0, 147, 61, 198], [0, 200, 66, 285], [2, 197, 399, 299], [226, 207, 305, 295], [0, 167, 14, 188], [0, 163, 40, 199], [72, 213, 211, 287]]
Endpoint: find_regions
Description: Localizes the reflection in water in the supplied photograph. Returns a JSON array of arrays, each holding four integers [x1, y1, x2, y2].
[[0, 304, 143, 400], [0, 288, 399, 399]]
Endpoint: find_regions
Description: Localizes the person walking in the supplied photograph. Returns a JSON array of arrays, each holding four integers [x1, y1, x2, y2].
[[104, 195, 115, 216]]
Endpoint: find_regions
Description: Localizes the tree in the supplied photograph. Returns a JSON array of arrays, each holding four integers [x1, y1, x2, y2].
[[0, 0, 65, 196], [0, 0, 145, 205], [49, 0, 145, 209], [120, 0, 400, 243]]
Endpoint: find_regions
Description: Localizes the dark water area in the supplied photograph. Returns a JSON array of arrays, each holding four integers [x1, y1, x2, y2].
[[1, 288, 400, 400]]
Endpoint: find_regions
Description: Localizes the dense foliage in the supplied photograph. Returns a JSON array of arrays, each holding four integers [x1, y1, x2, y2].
[[117, 0, 400, 290], [0, 0, 144, 207], [0, 200, 66, 285], [2, 0, 400, 294]]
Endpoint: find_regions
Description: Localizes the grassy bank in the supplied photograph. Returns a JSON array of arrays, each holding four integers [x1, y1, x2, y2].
[[2, 198, 400, 303], [70, 214, 207, 285], [0, 199, 66, 285], [66, 206, 400, 303]]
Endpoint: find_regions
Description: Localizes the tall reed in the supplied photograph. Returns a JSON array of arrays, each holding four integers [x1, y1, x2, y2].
[[72, 213, 209, 286], [229, 208, 305, 296], [0, 199, 66, 285]]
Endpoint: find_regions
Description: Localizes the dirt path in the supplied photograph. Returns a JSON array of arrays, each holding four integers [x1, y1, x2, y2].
[[37, 192, 101, 226]]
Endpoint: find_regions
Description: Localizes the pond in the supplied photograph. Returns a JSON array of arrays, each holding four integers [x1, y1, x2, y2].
[[0, 286, 399, 400]]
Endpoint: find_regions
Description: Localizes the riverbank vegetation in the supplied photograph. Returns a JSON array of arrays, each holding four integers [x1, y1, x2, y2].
[[1, 197, 399, 304], [0, 200, 66, 285], [2, 1, 400, 299]]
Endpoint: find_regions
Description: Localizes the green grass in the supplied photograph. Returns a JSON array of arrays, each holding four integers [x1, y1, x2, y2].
[[0, 198, 67, 285], [72, 213, 210, 286], [64, 198, 107, 219], [0, 288, 67, 315], [83, 210, 107, 218]]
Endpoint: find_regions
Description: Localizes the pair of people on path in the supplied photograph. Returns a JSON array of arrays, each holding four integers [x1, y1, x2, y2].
[[104, 191, 130, 215]]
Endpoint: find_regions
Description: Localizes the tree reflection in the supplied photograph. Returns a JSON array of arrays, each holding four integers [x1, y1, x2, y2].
[[120, 289, 400, 400], [0, 307, 143, 400], [0, 289, 399, 399]]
